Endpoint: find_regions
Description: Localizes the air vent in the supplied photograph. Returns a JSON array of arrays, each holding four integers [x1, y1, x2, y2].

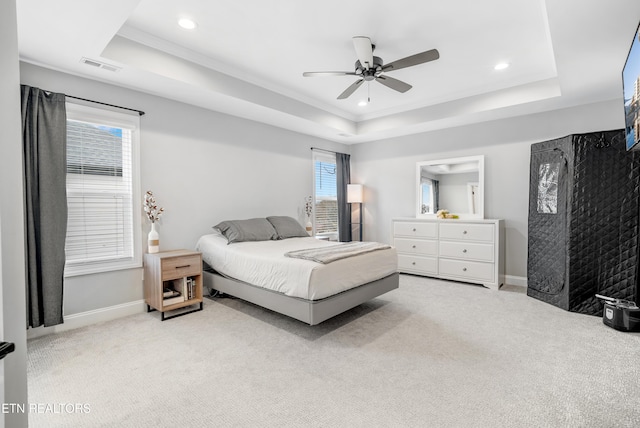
[[80, 57, 121, 72]]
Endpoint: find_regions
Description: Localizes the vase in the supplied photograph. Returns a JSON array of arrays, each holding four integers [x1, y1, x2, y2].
[[306, 219, 312, 235], [148, 222, 159, 253]]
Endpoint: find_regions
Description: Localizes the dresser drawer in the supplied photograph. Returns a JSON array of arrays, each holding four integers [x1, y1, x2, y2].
[[398, 254, 437, 275], [394, 238, 437, 256], [439, 241, 494, 262], [438, 258, 494, 282], [161, 254, 201, 279], [394, 221, 437, 238], [439, 223, 494, 242]]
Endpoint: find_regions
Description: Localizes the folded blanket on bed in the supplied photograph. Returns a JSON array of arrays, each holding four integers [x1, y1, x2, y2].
[[285, 241, 391, 264]]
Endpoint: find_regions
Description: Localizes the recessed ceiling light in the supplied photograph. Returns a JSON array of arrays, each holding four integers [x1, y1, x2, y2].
[[358, 100, 368, 107], [494, 62, 510, 70], [178, 18, 197, 30]]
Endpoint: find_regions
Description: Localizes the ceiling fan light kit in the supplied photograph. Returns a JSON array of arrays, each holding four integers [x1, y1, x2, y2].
[[303, 36, 439, 100]]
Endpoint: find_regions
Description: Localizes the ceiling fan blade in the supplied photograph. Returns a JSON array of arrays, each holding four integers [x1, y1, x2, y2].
[[303, 71, 358, 77], [382, 49, 440, 72], [376, 75, 412, 93], [337, 79, 364, 99], [353, 36, 374, 70]]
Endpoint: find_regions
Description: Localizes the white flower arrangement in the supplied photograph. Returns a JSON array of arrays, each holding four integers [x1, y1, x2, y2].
[[304, 196, 313, 218], [143, 191, 164, 223]]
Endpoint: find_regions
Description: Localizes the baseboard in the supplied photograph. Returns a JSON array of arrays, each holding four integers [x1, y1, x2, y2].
[[505, 275, 527, 289], [27, 300, 146, 339]]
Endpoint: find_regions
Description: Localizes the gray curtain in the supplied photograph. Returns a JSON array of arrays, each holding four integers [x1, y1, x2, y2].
[[336, 152, 351, 242], [21, 85, 68, 328], [433, 179, 440, 212]]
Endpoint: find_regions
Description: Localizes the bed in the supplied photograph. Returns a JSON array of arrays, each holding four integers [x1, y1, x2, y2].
[[195, 216, 399, 325]]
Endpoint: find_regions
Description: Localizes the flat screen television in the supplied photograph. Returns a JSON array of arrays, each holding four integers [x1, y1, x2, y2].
[[623, 20, 640, 150]]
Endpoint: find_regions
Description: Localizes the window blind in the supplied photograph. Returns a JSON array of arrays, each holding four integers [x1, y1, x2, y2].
[[313, 154, 338, 235], [64, 103, 141, 276]]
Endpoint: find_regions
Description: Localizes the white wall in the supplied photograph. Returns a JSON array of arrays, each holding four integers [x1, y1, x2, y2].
[[0, 1, 28, 426], [19, 60, 626, 318], [20, 62, 348, 322], [351, 99, 625, 281]]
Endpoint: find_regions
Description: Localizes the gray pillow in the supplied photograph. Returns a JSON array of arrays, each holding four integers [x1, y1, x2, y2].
[[213, 218, 277, 244], [266, 216, 309, 239]]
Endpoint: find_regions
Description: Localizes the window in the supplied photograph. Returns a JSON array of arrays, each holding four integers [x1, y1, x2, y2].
[[64, 102, 141, 276], [420, 179, 433, 214], [313, 152, 338, 238]]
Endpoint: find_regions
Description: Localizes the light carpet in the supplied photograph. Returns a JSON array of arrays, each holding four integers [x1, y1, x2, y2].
[[27, 275, 640, 427]]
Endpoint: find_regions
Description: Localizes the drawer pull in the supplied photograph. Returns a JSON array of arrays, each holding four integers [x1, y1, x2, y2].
[[463, 267, 467, 272], [463, 230, 468, 235], [412, 262, 416, 265], [412, 245, 417, 249], [412, 228, 417, 232], [175, 264, 191, 269], [463, 249, 467, 253]]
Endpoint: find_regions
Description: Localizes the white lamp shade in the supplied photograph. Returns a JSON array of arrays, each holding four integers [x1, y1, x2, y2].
[[347, 184, 364, 203]]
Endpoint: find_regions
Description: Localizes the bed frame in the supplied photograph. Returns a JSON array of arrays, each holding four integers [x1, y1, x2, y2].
[[203, 270, 399, 325]]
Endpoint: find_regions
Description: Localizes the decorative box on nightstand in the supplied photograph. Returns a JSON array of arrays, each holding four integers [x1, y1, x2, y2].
[[143, 249, 203, 321]]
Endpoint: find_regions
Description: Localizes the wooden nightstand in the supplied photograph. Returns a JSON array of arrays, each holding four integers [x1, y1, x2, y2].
[[144, 249, 203, 321]]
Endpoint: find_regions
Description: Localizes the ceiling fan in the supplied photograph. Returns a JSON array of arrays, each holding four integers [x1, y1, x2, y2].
[[303, 36, 440, 100]]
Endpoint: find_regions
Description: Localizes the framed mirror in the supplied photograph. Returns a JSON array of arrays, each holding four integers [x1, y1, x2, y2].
[[416, 155, 485, 219]]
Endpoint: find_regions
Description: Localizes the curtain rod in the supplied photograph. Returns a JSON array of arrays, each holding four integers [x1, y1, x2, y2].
[[66, 95, 145, 116], [310, 147, 342, 155]]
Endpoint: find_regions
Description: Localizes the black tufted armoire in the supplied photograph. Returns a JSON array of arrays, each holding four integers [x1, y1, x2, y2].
[[527, 130, 640, 315]]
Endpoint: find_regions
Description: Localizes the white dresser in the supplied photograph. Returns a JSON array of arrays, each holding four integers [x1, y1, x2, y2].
[[392, 218, 505, 290]]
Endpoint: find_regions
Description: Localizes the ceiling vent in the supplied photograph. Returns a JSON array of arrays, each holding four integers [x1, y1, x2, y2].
[[80, 57, 121, 72]]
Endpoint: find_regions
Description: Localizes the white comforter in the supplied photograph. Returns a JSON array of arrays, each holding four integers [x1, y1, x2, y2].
[[195, 234, 397, 300]]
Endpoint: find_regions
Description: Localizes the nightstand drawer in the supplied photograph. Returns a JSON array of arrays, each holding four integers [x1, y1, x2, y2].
[[394, 238, 437, 256], [162, 254, 201, 279]]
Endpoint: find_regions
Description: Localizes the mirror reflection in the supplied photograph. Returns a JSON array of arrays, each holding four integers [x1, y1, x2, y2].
[[416, 155, 484, 218]]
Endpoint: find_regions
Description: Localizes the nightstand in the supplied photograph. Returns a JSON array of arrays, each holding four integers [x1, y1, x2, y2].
[[144, 249, 203, 321]]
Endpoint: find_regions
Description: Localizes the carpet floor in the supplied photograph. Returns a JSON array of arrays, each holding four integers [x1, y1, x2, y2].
[[27, 274, 640, 427]]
